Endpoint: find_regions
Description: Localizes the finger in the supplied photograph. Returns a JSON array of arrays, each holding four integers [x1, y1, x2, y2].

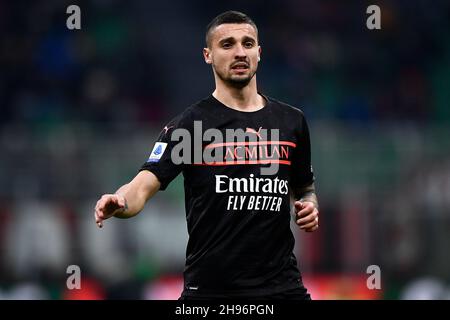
[[296, 207, 314, 219], [94, 209, 100, 222], [109, 195, 119, 205], [296, 215, 315, 226], [304, 224, 319, 232], [95, 200, 104, 213], [94, 209, 102, 223], [297, 212, 318, 227], [109, 194, 124, 207], [94, 211, 103, 228], [297, 208, 319, 223], [96, 206, 106, 219], [116, 195, 125, 208], [296, 202, 315, 217], [294, 201, 304, 211], [100, 197, 119, 215], [104, 196, 124, 213], [299, 218, 318, 230], [96, 198, 109, 213]]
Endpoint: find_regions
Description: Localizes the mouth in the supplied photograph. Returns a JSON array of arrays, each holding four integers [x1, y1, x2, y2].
[[231, 63, 249, 71]]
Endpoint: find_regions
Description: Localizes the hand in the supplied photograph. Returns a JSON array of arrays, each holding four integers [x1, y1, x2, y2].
[[294, 201, 319, 232], [94, 194, 126, 228]]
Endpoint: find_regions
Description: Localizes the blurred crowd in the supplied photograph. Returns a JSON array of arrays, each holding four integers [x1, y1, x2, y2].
[[1, 0, 450, 299]]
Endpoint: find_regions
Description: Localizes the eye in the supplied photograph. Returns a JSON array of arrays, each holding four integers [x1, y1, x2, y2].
[[222, 42, 232, 49], [244, 41, 254, 48]]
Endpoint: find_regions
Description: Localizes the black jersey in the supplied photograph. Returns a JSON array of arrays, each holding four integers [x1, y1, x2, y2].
[[140, 94, 315, 298]]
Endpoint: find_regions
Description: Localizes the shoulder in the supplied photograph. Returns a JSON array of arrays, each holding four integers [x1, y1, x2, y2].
[[187, 96, 211, 115], [163, 96, 211, 129], [179, 95, 221, 122], [265, 95, 307, 120]]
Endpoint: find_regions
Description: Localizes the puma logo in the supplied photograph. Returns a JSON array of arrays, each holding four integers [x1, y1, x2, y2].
[[245, 127, 263, 139], [162, 125, 174, 134]]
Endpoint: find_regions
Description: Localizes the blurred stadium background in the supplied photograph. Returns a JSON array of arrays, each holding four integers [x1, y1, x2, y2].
[[1, 0, 450, 299]]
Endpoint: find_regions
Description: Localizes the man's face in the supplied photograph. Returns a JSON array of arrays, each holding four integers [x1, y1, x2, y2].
[[204, 23, 261, 88]]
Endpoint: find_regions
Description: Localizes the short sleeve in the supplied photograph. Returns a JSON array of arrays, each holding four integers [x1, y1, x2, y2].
[[139, 111, 191, 190], [290, 112, 315, 188]]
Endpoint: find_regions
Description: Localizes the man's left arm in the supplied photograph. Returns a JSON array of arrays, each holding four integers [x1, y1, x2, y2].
[[293, 182, 319, 232]]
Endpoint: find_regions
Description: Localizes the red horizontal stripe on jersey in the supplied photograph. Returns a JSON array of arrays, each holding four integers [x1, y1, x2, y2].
[[204, 141, 296, 149], [193, 160, 292, 166]]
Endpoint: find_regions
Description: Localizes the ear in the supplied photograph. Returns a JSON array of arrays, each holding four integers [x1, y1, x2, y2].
[[258, 46, 262, 62], [203, 47, 212, 64]]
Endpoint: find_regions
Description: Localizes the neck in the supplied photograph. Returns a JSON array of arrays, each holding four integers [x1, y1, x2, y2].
[[212, 76, 265, 112]]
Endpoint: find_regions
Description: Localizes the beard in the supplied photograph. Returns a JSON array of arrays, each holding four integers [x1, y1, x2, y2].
[[214, 64, 257, 89]]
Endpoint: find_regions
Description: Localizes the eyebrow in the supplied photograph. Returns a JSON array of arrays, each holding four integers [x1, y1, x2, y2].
[[218, 36, 256, 45]]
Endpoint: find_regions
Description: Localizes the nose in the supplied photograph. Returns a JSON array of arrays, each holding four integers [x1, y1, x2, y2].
[[234, 43, 247, 59]]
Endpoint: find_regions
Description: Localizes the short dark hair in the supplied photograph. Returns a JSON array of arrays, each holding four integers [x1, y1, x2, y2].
[[205, 11, 258, 48]]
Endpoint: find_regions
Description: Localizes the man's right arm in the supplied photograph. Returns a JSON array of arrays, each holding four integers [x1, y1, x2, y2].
[[94, 170, 161, 228]]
